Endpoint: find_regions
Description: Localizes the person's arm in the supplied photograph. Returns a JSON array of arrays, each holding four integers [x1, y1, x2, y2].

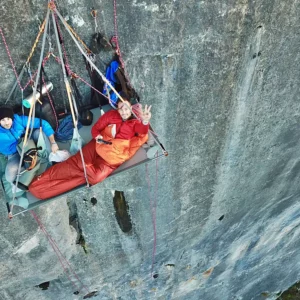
[[19, 115, 55, 137], [35, 119, 58, 152], [19, 115, 58, 152], [91, 111, 112, 139], [48, 134, 59, 153]]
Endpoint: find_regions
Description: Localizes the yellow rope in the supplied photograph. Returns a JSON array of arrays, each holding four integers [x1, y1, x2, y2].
[[65, 22, 92, 54], [26, 19, 46, 65]]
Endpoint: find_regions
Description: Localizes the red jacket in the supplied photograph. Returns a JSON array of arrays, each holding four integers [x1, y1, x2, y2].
[[91, 110, 149, 140]]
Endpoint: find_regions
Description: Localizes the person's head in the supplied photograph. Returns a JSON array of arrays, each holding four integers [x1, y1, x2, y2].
[[0, 106, 14, 129], [116, 98, 132, 121]]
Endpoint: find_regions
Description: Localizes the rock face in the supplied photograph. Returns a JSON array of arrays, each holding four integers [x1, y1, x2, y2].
[[0, 0, 300, 299]]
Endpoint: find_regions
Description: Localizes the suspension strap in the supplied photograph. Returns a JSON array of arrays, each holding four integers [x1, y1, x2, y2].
[[65, 21, 93, 54], [30, 211, 90, 294], [52, 9, 90, 187], [42, 71, 59, 132]]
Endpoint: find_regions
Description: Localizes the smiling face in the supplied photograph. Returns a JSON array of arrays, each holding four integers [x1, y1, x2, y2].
[[0, 117, 13, 129], [117, 100, 132, 120]]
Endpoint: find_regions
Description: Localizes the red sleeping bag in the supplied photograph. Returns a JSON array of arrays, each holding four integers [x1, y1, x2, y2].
[[29, 140, 117, 199]]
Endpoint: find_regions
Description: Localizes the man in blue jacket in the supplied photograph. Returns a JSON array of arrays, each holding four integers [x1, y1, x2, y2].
[[0, 106, 59, 193]]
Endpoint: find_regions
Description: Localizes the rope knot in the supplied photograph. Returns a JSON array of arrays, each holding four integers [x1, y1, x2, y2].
[[91, 9, 97, 18], [71, 73, 79, 79], [110, 35, 118, 47], [48, 1, 56, 10]]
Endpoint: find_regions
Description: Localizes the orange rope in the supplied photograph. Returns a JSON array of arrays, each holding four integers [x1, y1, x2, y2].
[[26, 19, 46, 65], [65, 22, 92, 54]]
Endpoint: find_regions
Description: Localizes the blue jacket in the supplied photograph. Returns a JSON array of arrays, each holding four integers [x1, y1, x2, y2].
[[102, 60, 119, 108], [0, 114, 54, 155]]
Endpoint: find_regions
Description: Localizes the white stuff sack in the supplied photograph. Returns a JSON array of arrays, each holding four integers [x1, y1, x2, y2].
[[49, 150, 71, 162]]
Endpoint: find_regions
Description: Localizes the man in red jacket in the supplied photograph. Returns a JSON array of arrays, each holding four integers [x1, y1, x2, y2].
[[29, 98, 152, 199], [92, 99, 151, 141]]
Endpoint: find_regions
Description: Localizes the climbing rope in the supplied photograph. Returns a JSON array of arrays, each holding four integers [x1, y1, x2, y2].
[[26, 19, 47, 65], [30, 211, 90, 294], [22, 55, 49, 91], [65, 22, 93, 54], [71, 72, 111, 102], [0, 28, 23, 91], [145, 152, 159, 278]]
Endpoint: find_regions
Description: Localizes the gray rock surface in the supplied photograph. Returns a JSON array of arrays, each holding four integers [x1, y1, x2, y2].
[[0, 0, 300, 299]]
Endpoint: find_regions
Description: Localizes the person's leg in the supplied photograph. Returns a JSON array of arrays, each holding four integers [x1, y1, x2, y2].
[[5, 152, 23, 192], [5, 153, 21, 183], [31, 128, 51, 153]]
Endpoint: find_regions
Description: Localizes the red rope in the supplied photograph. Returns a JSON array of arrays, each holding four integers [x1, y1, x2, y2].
[[0, 28, 52, 94], [51, 55, 112, 104], [145, 154, 159, 278], [30, 211, 90, 294], [112, 0, 132, 87], [0, 28, 24, 91], [73, 73, 111, 102], [0, 33, 59, 130]]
